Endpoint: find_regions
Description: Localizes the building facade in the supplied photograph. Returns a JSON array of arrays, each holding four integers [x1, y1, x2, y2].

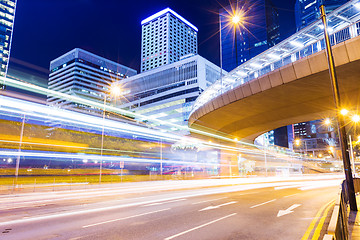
[[118, 54, 225, 134], [295, 0, 348, 30], [219, 0, 280, 72], [0, 0, 17, 90], [140, 8, 198, 72], [48, 48, 137, 115]]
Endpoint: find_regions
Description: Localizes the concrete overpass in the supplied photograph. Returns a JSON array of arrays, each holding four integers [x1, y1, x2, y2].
[[189, 1, 360, 142]]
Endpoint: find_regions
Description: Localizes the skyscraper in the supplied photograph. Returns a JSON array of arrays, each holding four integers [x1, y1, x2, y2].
[[219, 0, 280, 72], [48, 48, 137, 115], [140, 8, 198, 72], [295, 0, 348, 30], [0, 0, 17, 89]]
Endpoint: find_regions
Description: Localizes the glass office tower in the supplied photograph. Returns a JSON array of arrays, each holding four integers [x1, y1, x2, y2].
[[295, 0, 348, 30], [219, 0, 280, 72], [0, 0, 17, 90]]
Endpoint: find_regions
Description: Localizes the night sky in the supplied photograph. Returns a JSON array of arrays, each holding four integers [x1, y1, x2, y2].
[[10, 0, 296, 76]]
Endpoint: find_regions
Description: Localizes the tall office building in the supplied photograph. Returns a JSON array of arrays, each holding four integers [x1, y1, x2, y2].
[[219, 0, 280, 72], [140, 8, 198, 72], [118, 54, 224, 135], [295, 0, 348, 30], [48, 48, 137, 115], [0, 0, 17, 90]]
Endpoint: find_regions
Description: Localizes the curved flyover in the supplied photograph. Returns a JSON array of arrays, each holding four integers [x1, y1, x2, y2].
[[189, 36, 360, 141]]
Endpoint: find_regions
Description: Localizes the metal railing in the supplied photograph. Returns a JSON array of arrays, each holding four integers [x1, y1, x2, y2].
[[324, 178, 360, 240]]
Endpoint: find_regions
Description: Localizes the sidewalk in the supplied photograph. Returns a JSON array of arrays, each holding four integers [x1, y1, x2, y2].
[[349, 195, 360, 239]]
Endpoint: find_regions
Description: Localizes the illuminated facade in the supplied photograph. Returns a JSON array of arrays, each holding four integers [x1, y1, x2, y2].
[[48, 48, 136, 115], [0, 0, 17, 89], [140, 8, 198, 72], [219, 0, 280, 72], [295, 0, 348, 30], [118, 54, 224, 134]]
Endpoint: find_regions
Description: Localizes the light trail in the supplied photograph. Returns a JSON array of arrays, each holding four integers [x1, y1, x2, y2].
[[0, 150, 222, 167], [0, 76, 253, 146], [0, 79, 336, 166], [0, 177, 342, 227], [0, 95, 283, 160]]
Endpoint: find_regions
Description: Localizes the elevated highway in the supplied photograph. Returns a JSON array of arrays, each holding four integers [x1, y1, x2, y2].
[[189, 37, 360, 141], [189, 1, 360, 141]]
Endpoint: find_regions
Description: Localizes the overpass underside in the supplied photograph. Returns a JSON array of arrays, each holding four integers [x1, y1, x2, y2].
[[189, 36, 360, 142]]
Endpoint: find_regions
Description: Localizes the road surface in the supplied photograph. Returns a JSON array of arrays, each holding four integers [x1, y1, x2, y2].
[[0, 175, 342, 239]]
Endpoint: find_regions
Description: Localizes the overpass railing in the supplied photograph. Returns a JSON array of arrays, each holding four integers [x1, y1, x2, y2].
[[191, 0, 360, 115]]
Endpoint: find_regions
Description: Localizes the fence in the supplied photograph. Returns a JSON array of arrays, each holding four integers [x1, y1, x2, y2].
[[324, 178, 360, 240]]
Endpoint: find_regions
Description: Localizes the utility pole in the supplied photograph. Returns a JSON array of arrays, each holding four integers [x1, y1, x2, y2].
[[320, 5, 357, 211]]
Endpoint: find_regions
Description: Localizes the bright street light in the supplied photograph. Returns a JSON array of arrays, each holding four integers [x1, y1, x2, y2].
[[340, 108, 349, 116], [232, 15, 241, 24], [351, 114, 360, 123], [110, 84, 122, 97], [295, 139, 301, 146], [324, 118, 331, 125]]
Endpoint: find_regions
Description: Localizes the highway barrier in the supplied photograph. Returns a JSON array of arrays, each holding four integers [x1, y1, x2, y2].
[[323, 178, 360, 240]]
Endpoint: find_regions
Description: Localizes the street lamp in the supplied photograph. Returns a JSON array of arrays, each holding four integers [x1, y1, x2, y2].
[[294, 138, 308, 156], [219, 8, 244, 93], [320, 5, 357, 210], [352, 114, 360, 123], [340, 108, 349, 116], [231, 13, 242, 67], [99, 83, 122, 184], [324, 118, 331, 125]]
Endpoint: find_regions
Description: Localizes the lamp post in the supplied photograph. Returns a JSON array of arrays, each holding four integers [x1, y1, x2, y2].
[[320, 5, 357, 210], [349, 135, 356, 176], [294, 138, 307, 157], [14, 114, 25, 188], [232, 15, 241, 67], [219, 10, 243, 94], [99, 84, 122, 185], [219, 14, 223, 94]]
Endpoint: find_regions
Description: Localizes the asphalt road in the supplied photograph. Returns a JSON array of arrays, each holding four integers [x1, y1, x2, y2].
[[0, 175, 342, 240]]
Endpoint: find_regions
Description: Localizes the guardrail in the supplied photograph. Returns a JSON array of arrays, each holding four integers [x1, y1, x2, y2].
[[323, 178, 360, 240]]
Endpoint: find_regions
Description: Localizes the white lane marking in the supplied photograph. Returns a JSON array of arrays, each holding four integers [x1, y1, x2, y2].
[[250, 199, 276, 209], [0, 180, 332, 226], [199, 201, 237, 212], [164, 213, 237, 240], [283, 193, 299, 198], [274, 184, 305, 190], [142, 199, 186, 207], [191, 197, 228, 205], [82, 208, 170, 228], [277, 204, 301, 217], [299, 180, 341, 190]]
